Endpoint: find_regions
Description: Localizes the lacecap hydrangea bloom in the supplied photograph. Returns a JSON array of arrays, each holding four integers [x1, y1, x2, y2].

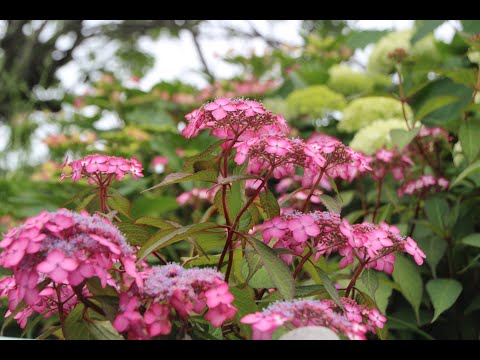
[[338, 97, 413, 133], [0, 209, 141, 328], [349, 118, 408, 155], [368, 31, 441, 74], [327, 65, 376, 96], [61, 154, 144, 184], [285, 85, 347, 119], [113, 264, 237, 339], [241, 298, 385, 340]]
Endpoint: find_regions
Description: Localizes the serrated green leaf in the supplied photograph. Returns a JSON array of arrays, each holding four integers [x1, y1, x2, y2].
[[459, 118, 480, 163], [315, 266, 345, 312], [183, 140, 224, 172], [360, 269, 379, 301], [142, 169, 217, 192], [426, 279, 462, 323], [392, 255, 423, 323], [75, 193, 97, 211], [218, 174, 259, 185], [318, 194, 342, 214], [137, 222, 217, 262], [259, 190, 280, 219], [246, 236, 295, 300], [107, 192, 131, 218], [115, 222, 151, 246], [64, 304, 123, 340], [451, 160, 480, 188], [415, 96, 459, 122], [230, 287, 257, 337], [134, 216, 176, 229], [390, 128, 420, 151]]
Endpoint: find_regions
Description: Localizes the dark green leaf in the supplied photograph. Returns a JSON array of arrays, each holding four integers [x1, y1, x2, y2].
[[461, 233, 480, 248], [115, 222, 152, 246], [392, 255, 423, 323], [246, 236, 295, 300], [360, 269, 379, 301], [134, 216, 176, 229], [345, 30, 389, 49], [415, 96, 459, 122], [425, 197, 449, 232], [142, 169, 217, 192], [426, 279, 462, 322], [436, 68, 478, 88], [315, 266, 345, 312], [182, 140, 224, 172], [107, 192, 131, 218], [137, 222, 217, 262], [459, 118, 480, 163], [450, 160, 480, 188], [259, 189, 280, 219], [416, 235, 447, 278]]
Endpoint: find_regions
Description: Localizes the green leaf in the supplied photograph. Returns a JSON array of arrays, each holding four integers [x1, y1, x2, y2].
[[230, 287, 257, 337], [465, 295, 480, 315], [259, 189, 280, 219], [134, 216, 176, 230], [416, 235, 447, 278], [64, 305, 123, 340], [142, 169, 217, 192], [318, 194, 342, 214], [62, 187, 94, 207], [426, 279, 462, 323], [137, 222, 217, 262], [360, 269, 379, 301], [390, 128, 420, 151], [461, 233, 480, 248], [411, 20, 444, 44], [415, 96, 459, 122], [218, 174, 259, 185], [459, 118, 480, 163], [436, 68, 478, 88], [107, 192, 131, 218], [246, 236, 295, 300], [315, 266, 345, 312], [425, 197, 449, 232], [450, 160, 480, 188], [392, 255, 423, 323], [345, 30, 389, 49], [387, 316, 434, 340], [115, 222, 152, 246], [183, 139, 224, 172], [75, 193, 97, 211], [377, 203, 393, 223], [327, 175, 341, 199]]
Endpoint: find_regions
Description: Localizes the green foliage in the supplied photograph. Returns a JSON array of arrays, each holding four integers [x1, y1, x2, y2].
[[286, 85, 347, 119]]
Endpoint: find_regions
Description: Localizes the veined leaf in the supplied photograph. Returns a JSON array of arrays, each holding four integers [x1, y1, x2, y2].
[[459, 117, 480, 164], [392, 255, 423, 323], [183, 140, 224, 172], [315, 266, 345, 312], [450, 160, 480, 188], [318, 194, 342, 214], [134, 216, 177, 229], [426, 279, 462, 323], [415, 96, 459, 122], [114, 222, 152, 246], [259, 189, 280, 219], [142, 169, 217, 193]]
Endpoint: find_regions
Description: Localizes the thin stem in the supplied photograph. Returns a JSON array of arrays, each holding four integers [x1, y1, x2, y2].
[[301, 166, 327, 213], [372, 178, 383, 223], [72, 285, 106, 317], [397, 68, 411, 131], [293, 248, 313, 278], [55, 285, 66, 336], [345, 259, 368, 298]]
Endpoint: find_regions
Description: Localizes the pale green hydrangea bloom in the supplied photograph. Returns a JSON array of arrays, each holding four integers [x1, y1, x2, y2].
[[468, 50, 480, 65], [327, 65, 375, 96], [453, 141, 465, 167], [349, 118, 408, 155], [338, 96, 413, 133], [286, 85, 347, 118], [368, 31, 441, 74], [262, 97, 293, 119]]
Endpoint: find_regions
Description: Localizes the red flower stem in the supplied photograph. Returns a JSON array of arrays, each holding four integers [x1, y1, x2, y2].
[[72, 285, 106, 317], [301, 165, 327, 213], [372, 178, 383, 223], [345, 259, 368, 298], [293, 248, 313, 278], [55, 285, 66, 336]]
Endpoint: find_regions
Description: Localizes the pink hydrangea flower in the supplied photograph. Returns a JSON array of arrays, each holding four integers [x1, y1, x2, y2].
[[287, 214, 321, 242], [404, 237, 426, 265], [204, 98, 237, 120]]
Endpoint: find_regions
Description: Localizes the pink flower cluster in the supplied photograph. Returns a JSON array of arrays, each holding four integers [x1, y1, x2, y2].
[[262, 210, 426, 271], [417, 126, 450, 140], [176, 187, 216, 207], [369, 148, 414, 181], [0, 209, 140, 328], [398, 175, 449, 197], [241, 298, 385, 340], [339, 219, 426, 268], [113, 264, 237, 339], [61, 154, 144, 184], [262, 210, 344, 264], [181, 98, 289, 141]]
